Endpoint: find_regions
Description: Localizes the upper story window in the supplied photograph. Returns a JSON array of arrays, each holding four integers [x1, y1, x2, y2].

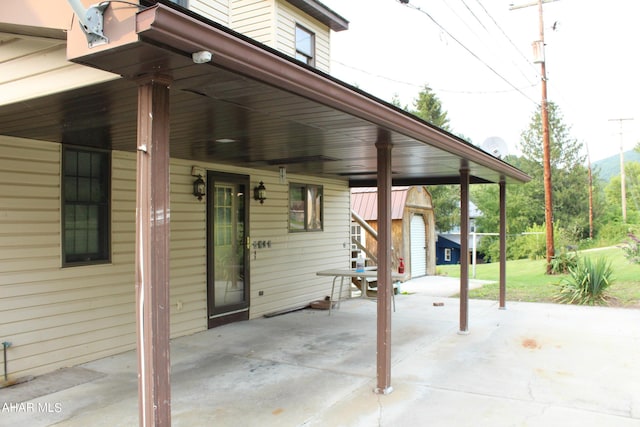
[[169, 0, 188, 6], [62, 147, 111, 266], [295, 25, 315, 66]]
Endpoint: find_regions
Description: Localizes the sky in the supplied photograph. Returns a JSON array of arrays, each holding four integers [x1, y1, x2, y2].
[[321, 0, 640, 162]]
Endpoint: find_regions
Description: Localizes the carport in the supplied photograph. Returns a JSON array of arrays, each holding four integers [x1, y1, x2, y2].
[[0, 1, 529, 424]]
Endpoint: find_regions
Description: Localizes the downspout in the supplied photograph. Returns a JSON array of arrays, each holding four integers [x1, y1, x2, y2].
[[2, 341, 11, 381]]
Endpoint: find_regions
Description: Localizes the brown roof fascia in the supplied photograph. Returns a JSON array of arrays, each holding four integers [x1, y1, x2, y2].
[[135, 5, 530, 184], [285, 0, 349, 31], [68, 3, 529, 185]]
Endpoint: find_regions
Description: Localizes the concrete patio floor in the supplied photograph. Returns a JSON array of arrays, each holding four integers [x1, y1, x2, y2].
[[2, 276, 639, 426]]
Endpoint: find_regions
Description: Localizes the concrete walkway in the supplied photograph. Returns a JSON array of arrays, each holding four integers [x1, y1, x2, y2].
[[2, 276, 639, 426]]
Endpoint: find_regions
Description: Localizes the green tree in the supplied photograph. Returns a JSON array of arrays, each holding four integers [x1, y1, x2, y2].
[[604, 162, 640, 223], [518, 102, 590, 241], [472, 103, 590, 260], [410, 85, 450, 131], [390, 93, 407, 110], [405, 85, 457, 231]]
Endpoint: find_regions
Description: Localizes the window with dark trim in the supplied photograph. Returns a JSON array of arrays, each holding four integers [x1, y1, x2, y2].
[[289, 183, 323, 232], [295, 25, 315, 66], [62, 147, 111, 265]]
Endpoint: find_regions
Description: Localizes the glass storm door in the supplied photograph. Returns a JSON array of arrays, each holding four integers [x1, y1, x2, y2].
[[207, 172, 249, 328]]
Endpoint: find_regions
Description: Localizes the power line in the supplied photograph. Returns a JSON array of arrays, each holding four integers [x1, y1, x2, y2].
[[331, 59, 537, 96], [453, 0, 538, 86], [473, 0, 540, 77], [399, 1, 539, 106]]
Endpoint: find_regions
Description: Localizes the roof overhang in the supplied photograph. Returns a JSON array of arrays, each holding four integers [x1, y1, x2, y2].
[[0, 1, 530, 187], [285, 0, 349, 32]]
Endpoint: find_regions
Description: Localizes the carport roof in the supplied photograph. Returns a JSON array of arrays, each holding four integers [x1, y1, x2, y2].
[[0, 1, 530, 188]]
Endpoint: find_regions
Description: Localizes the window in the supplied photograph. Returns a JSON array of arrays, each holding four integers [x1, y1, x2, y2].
[[169, 0, 188, 6], [62, 147, 110, 265], [444, 248, 452, 262], [295, 25, 315, 66], [289, 183, 323, 232]]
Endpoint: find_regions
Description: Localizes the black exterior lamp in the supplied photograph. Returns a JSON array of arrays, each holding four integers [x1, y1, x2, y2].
[[253, 181, 267, 204], [193, 175, 206, 201]]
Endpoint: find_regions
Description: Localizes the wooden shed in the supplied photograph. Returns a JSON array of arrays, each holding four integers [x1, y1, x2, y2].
[[351, 187, 436, 279]]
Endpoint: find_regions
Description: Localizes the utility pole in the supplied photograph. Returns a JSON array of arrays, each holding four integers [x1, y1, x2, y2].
[[510, 0, 557, 274], [586, 144, 594, 239], [608, 117, 633, 223]]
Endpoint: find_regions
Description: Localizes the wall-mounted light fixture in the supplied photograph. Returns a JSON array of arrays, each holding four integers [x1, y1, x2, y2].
[[253, 181, 267, 204], [193, 175, 206, 201], [279, 166, 287, 184]]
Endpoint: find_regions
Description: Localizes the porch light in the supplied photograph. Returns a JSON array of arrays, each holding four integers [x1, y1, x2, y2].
[[193, 175, 206, 201], [254, 181, 267, 204], [192, 50, 213, 64]]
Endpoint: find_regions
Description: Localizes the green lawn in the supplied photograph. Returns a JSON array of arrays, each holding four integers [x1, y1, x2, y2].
[[437, 247, 640, 308]]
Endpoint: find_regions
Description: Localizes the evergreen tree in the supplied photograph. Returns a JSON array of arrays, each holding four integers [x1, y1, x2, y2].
[[407, 85, 456, 231], [410, 85, 450, 131], [518, 102, 590, 240]]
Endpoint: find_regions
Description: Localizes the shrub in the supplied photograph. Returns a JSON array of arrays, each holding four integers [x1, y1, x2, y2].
[[554, 257, 613, 305], [621, 232, 640, 264], [548, 251, 578, 275]]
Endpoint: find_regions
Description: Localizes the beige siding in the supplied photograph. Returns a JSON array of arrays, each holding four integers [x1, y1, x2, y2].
[[246, 175, 351, 317], [0, 137, 136, 379], [230, 0, 276, 46], [189, 0, 230, 26], [0, 34, 118, 106], [0, 137, 350, 380], [275, 1, 331, 72]]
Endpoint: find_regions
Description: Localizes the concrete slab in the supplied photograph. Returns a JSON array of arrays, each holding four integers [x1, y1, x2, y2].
[[1, 277, 639, 426]]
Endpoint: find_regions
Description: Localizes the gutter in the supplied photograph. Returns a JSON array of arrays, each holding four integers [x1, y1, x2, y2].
[[135, 5, 529, 184]]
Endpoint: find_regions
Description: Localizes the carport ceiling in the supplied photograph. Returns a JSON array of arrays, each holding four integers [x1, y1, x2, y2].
[[0, 2, 529, 187]]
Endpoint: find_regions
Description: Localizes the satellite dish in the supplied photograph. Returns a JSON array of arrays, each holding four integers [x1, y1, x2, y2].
[[481, 136, 509, 159]]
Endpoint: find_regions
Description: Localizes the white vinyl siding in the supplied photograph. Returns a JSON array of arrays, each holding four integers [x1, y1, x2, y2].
[[0, 34, 117, 107], [189, 0, 230, 26], [230, 0, 276, 46]]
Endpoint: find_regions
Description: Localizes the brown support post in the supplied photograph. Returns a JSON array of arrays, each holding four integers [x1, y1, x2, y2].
[[135, 74, 172, 427], [499, 180, 507, 309], [375, 129, 393, 395], [459, 167, 470, 334]]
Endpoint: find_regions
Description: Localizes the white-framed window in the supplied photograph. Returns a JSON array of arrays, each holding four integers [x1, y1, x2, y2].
[[289, 183, 323, 232], [351, 223, 363, 251], [295, 24, 315, 66], [444, 248, 452, 262]]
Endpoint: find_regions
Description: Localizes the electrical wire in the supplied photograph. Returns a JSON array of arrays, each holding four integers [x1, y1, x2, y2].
[[331, 59, 537, 96], [473, 0, 540, 76], [448, 0, 538, 86], [399, 0, 539, 106]]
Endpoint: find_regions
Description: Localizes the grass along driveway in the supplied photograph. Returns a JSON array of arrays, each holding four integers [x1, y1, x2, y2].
[[437, 247, 640, 308]]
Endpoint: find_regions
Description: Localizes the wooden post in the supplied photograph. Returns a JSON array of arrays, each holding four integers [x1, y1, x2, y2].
[[499, 180, 507, 309], [135, 74, 172, 427], [375, 130, 393, 394], [459, 167, 470, 334]]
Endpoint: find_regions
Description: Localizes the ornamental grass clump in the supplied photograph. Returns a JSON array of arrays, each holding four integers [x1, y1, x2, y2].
[[554, 257, 614, 305]]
